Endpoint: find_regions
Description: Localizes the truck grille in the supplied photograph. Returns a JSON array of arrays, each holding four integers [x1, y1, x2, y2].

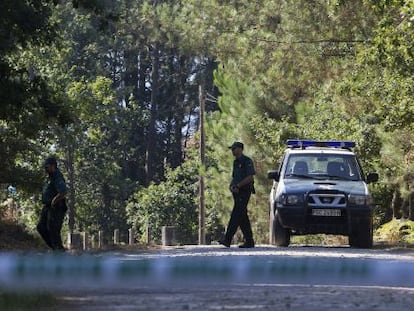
[[302, 190, 349, 234], [307, 192, 346, 208]]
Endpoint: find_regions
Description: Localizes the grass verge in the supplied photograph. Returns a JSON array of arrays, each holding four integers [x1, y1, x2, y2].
[[0, 219, 45, 251], [0, 291, 59, 311], [375, 218, 414, 245]]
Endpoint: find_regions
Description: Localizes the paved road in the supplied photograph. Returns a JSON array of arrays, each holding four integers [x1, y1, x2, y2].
[[2, 245, 414, 310]]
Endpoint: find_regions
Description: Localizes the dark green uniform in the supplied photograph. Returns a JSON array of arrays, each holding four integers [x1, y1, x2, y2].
[[231, 155, 255, 192], [37, 169, 67, 250], [224, 154, 255, 245], [42, 170, 67, 204]]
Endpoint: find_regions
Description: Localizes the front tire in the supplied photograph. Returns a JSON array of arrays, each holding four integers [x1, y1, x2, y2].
[[349, 218, 373, 248], [274, 213, 291, 247]]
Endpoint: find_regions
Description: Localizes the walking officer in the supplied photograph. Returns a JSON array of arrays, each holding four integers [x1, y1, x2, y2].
[[37, 157, 67, 251], [219, 141, 255, 248]]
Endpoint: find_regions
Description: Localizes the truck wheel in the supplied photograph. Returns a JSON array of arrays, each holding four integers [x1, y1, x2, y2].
[[274, 214, 290, 247], [349, 219, 373, 248]]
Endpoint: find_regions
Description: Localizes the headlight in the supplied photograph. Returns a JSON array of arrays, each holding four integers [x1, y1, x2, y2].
[[348, 194, 371, 206], [280, 194, 302, 205]]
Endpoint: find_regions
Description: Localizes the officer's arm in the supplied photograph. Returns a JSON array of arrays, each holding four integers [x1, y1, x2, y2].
[[51, 191, 66, 206], [51, 177, 67, 207], [236, 158, 255, 188], [236, 175, 253, 188]]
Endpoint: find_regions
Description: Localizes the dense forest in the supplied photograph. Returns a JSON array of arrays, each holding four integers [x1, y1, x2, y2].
[[1, 0, 414, 245]]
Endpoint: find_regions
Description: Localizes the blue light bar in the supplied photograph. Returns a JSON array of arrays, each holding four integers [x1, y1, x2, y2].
[[286, 140, 356, 148]]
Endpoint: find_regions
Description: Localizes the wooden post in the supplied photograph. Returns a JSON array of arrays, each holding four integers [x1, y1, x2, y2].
[[128, 228, 134, 245], [145, 221, 150, 245], [162, 226, 176, 246], [90, 235, 95, 249], [198, 85, 206, 245], [98, 230, 104, 249], [67, 232, 82, 250], [82, 232, 89, 250], [114, 229, 120, 245]]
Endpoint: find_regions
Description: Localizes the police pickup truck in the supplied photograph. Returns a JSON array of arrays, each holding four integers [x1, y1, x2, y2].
[[267, 140, 378, 248]]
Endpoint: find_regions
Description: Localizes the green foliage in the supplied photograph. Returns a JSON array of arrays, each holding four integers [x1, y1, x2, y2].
[[5, 0, 209, 240], [0, 0, 65, 189], [4, 0, 414, 247], [371, 182, 394, 227], [126, 157, 199, 244], [341, 0, 414, 221], [198, 1, 381, 242]]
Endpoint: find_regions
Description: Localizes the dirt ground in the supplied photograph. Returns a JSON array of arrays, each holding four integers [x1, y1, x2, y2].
[[58, 284, 414, 311]]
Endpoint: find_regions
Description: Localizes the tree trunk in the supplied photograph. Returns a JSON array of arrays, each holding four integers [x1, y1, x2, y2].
[[409, 191, 414, 221], [171, 113, 183, 168], [145, 44, 159, 185], [391, 188, 402, 219], [167, 55, 184, 169], [124, 48, 138, 107]]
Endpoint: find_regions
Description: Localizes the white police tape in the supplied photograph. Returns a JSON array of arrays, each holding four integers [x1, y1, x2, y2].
[[0, 253, 413, 291]]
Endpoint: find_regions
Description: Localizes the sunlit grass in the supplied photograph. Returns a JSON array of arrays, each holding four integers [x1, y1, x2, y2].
[[291, 234, 348, 246], [375, 218, 414, 245]]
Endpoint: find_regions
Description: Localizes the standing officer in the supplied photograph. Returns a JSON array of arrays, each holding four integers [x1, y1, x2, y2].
[[37, 157, 67, 251], [219, 142, 255, 248]]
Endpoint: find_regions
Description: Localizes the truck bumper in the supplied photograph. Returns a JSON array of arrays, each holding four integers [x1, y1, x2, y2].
[[277, 204, 373, 235]]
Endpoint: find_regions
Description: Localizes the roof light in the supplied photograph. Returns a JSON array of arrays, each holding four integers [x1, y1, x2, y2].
[[286, 140, 356, 148]]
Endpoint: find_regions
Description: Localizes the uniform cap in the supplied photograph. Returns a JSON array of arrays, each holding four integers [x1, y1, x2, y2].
[[228, 141, 244, 150], [44, 157, 57, 167]]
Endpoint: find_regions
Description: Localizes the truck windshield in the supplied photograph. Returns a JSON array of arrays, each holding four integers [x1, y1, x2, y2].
[[284, 154, 362, 181]]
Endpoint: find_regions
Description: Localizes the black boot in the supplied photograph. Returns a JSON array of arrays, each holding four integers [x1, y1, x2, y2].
[[218, 238, 231, 248], [238, 240, 255, 248]]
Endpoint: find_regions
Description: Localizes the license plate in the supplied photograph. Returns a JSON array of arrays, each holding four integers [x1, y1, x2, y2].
[[312, 209, 341, 216]]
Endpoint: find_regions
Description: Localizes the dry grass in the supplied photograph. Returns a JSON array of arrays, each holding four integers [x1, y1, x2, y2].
[[0, 219, 45, 251]]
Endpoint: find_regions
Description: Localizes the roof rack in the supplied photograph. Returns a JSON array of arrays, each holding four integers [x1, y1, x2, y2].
[[286, 139, 356, 149]]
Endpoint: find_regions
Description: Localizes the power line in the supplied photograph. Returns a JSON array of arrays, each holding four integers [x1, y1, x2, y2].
[[250, 38, 371, 45], [206, 92, 218, 103]]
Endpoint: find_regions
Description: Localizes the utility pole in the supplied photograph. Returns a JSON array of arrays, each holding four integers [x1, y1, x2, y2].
[[199, 85, 206, 245], [65, 142, 75, 234]]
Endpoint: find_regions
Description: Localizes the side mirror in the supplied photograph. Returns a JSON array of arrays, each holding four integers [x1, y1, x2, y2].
[[366, 172, 379, 184], [267, 170, 280, 181]]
